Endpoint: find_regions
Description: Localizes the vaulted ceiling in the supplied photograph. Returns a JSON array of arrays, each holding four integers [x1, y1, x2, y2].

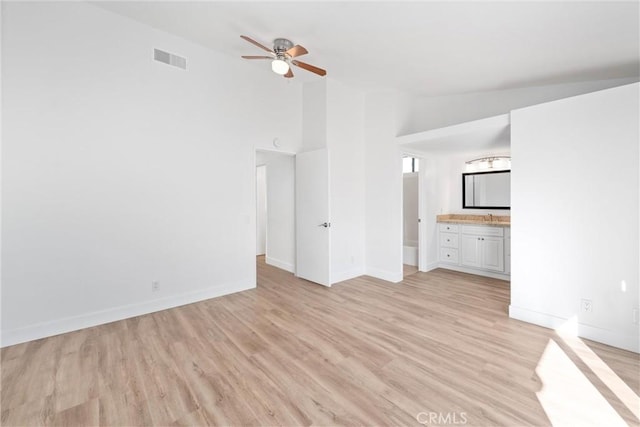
[[94, 1, 639, 96]]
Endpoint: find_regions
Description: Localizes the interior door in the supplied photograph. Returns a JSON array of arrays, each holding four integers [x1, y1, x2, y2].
[[296, 148, 331, 286]]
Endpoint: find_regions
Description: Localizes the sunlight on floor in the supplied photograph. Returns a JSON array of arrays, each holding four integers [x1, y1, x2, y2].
[[557, 332, 640, 420], [536, 339, 629, 426]]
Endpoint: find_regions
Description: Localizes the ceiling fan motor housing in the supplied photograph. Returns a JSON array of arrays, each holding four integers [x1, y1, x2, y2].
[[273, 38, 294, 54]]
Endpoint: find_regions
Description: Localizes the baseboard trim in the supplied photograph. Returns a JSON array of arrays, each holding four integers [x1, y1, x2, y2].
[[509, 305, 639, 353], [0, 281, 255, 348], [421, 262, 439, 272], [331, 267, 365, 285], [365, 267, 403, 284], [265, 256, 294, 273], [438, 263, 511, 281]]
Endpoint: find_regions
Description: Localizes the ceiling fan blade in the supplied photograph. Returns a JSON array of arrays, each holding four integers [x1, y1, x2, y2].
[[241, 55, 273, 60], [286, 45, 308, 58], [284, 68, 294, 78], [292, 60, 326, 76], [240, 35, 274, 54]]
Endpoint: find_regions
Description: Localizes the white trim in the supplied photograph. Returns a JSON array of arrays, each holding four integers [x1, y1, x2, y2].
[[1, 281, 255, 348], [331, 267, 365, 285], [438, 263, 511, 281], [365, 267, 403, 283], [421, 261, 439, 272], [509, 305, 640, 354], [265, 256, 295, 273]]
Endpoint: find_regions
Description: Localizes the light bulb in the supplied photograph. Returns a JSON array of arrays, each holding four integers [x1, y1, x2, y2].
[[271, 59, 289, 75]]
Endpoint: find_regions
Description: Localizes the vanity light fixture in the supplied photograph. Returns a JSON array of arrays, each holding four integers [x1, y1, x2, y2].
[[465, 156, 511, 172]]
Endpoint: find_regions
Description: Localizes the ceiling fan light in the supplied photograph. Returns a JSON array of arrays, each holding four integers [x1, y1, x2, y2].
[[271, 59, 289, 75]]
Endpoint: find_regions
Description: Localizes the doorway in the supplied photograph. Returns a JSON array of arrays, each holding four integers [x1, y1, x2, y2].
[[402, 155, 420, 276], [256, 165, 267, 257], [255, 149, 296, 279]]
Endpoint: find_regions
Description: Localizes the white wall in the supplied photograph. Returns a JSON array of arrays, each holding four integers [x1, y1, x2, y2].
[[364, 92, 403, 282], [255, 165, 267, 255], [256, 151, 296, 273], [1, 2, 302, 346], [510, 83, 639, 352], [302, 80, 327, 152], [326, 79, 366, 283]]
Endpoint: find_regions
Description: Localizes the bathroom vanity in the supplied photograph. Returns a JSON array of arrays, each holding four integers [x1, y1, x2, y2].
[[438, 214, 510, 281]]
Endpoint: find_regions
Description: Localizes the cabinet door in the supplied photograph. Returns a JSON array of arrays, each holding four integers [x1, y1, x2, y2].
[[481, 237, 505, 272], [460, 235, 482, 268]]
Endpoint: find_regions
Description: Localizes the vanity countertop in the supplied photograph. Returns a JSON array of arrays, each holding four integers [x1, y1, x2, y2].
[[437, 214, 510, 227]]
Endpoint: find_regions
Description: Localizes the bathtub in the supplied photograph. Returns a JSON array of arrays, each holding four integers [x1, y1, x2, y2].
[[403, 242, 418, 266]]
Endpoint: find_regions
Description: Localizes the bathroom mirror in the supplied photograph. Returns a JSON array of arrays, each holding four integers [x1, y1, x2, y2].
[[462, 170, 510, 209]]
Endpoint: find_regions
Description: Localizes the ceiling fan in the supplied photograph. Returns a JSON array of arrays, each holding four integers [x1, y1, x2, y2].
[[240, 35, 327, 79]]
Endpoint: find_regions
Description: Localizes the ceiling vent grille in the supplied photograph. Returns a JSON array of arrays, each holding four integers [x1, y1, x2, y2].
[[153, 48, 186, 70]]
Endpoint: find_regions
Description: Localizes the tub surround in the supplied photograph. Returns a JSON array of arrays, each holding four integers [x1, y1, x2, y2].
[[437, 214, 510, 227]]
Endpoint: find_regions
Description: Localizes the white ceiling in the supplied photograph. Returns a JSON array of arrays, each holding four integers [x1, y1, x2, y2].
[[397, 114, 510, 154], [94, 1, 639, 97]]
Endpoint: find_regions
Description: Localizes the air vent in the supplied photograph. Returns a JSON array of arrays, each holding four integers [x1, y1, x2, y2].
[[153, 48, 186, 70]]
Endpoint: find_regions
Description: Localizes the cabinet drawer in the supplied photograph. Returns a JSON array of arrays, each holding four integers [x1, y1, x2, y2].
[[440, 232, 459, 248], [461, 225, 504, 237], [440, 248, 459, 264], [439, 223, 459, 233]]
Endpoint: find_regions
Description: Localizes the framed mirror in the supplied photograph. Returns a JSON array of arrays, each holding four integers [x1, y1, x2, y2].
[[462, 170, 510, 209]]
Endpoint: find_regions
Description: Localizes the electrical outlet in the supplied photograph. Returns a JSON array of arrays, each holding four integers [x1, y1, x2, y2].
[[581, 299, 593, 313], [152, 281, 160, 292], [633, 308, 639, 325]]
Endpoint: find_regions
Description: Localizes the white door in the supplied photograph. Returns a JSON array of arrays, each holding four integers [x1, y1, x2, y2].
[[296, 148, 331, 286]]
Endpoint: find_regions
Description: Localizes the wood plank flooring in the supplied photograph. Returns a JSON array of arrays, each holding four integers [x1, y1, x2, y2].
[[403, 264, 418, 277], [2, 257, 639, 426]]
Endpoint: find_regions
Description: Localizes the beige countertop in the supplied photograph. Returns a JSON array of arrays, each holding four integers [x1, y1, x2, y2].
[[437, 214, 510, 227]]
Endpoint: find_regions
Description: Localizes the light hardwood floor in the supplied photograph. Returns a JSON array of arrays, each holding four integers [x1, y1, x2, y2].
[[2, 258, 639, 426], [403, 264, 419, 277]]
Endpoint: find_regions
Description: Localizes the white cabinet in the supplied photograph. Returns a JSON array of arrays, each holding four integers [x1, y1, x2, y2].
[[440, 247, 459, 264], [477, 236, 504, 271], [460, 225, 505, 272], [482, 237, 505, 271], [460, 234, 504, 271], [438, 224, 459, 265], [460, 234, 481, 268], [439, 222, 509, 279]]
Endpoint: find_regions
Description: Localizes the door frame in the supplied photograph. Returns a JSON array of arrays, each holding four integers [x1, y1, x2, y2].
[[254, 148, 297, 275], [400, 150, 428, 272], [256, 164, 267, 256]]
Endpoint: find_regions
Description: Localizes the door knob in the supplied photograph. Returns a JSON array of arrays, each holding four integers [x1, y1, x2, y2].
[[318, 222, 331, 228]]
